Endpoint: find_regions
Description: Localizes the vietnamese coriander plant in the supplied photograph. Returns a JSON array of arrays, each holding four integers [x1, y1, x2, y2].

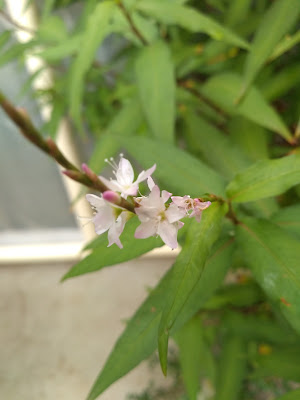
[[1, 0, 300, 399]]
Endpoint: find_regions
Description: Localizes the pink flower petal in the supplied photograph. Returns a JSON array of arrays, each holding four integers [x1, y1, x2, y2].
[[92, 206, 114, 234], [99, 176, 121, 192], [107, 212, 127, 248], [86, 194, 105, 210], [136, 164, 156, 184], [147, 176, 155, 191], [171, 195, 190, 208], [135, 220, 157, 239], [116, 157, 134, 186], [165, 203, 186, 223], [162, 190, 172, 203], [157, 220, 178, 249]]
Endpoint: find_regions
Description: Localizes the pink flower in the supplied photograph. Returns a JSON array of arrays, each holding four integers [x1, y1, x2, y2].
[[99, 155, 156, 199], [86, 194, 129, 249], [134, 178, 185, 249], [171, 195, 211, 222]]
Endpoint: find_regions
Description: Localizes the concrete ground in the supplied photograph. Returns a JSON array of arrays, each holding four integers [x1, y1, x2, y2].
[[0, 256, 174, 400]]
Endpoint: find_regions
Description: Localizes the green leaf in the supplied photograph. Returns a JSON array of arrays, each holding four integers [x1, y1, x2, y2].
[[271, 204, 300, 239], [237, 218, 300, 335], [136, 0, 249, 50], [275, 389, 300, 400], [215, 335, 247, 400], [226, 154, 300, 203], [183, 111, 249, 180], [205, 282, 264, 310], [121, 136, 226, 197], [270, 30, 300, 61], [111, 7, 158, 45], [135, 41, 175, 143], [240, 0, 300, 97], [41, 0, 56, 20], [201, 72, 293, 142], [36, 34, 82, 62], [224, 312, 299, 345], [62, 217, 163, 281], [0, 31, 12, 50], [158, 202, 227, 375], [252, 346, 300, 381], [0, 42, 33, 68], [69, 1, 115, 127], [225, 0, 252, 28], [261, 63, 300, 101], [88, 98, 143, 173], [175, 317, 205, 400], [86, 232, 234, 400], [37, 15, 68, 43], [228, 116, 269, 162]]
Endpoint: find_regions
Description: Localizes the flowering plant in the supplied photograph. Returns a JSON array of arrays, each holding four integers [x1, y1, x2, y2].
[[1, 0, 300, 399]]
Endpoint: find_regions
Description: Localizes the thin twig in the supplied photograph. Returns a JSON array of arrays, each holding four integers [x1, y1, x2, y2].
[[0, 90, 136, 213], [178, 79, 228, 119], [0, 9, 36, 34], [117, 1, 148, 46]]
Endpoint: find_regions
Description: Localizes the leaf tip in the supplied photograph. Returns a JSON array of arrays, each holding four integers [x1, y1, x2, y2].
[[158, 331, 169, 376]]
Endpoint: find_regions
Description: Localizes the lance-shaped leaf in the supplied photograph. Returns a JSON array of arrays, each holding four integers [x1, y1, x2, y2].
[[201, 73, 293, 142], [69, 1, 115, 127], [215, 335, 247, 400], [271, 204, 300, 239], [88, 98, 143, 173], [62, 218, 163, 281], [135, 41, 175, 143], [175, 317, 207, 400], [226, 154, 300, 203], [158, 202, 227, 375], [136, 0, 249, 49], [240, 0, 300, 98], [121, 136, 226, 197], [86, 232, 234, 400], [252, 346, 300, 381], [183, 111, 249, 180], [275, 389, 300, 400], [237, 218, 300, 335]]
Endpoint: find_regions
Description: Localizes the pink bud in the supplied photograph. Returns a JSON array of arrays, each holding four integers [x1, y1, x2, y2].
[[103, 190, 121, 204], [62, 169, 80, 180], [81, 163, 91, 175]]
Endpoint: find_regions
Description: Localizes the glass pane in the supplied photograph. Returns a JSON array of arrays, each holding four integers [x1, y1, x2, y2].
[[0, 28, 79, 243]]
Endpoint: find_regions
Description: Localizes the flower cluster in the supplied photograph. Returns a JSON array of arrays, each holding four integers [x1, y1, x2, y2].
[[85, 155, 211, 249]]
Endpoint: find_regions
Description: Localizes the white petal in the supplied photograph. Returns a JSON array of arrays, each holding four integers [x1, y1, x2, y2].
[[107, 212, 127, 248], [135, 220, 157, 239], [190, 210, 203, 223], [99, 176, 121, 192], [165, 203, 186, 223], [135, 207, 151, 222], [136, 164, 156, 184], [147, 185, 162, 208], [196, 201, 212, 211], [86, 194, 105, 210], [122, 183, 139, 197], [92, 206, 114, 235], [177, 221, 184, 230], [147, 176, 155, 191], [157, 220, 178, 249], [116, 158, 134, 186], [162, 190, 172, 203], [171, 195, 190, 208]]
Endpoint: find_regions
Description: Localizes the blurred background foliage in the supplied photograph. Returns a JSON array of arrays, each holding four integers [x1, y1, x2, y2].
[[1, 0, 300, 399]]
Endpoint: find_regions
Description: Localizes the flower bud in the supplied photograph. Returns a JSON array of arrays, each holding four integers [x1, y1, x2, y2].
[[103, 190, 121, 204]]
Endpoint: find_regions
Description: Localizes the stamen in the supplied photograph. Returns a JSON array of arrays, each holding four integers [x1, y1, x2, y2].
[[104, 156, 118, 171]]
